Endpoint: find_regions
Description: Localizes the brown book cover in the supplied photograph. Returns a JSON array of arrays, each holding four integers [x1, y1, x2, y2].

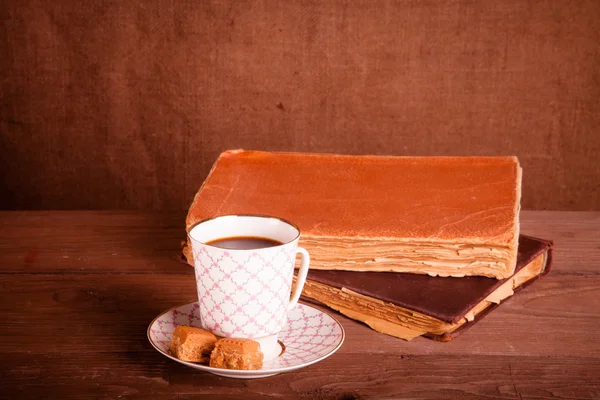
[[185, 150, 522, 279], [300, 235, 553, 341]]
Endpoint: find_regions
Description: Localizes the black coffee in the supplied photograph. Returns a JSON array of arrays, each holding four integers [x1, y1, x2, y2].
[[206, 236, 283, 250]]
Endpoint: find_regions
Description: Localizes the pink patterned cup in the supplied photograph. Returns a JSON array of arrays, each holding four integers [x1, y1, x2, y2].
[[188, 215, 310, 361]]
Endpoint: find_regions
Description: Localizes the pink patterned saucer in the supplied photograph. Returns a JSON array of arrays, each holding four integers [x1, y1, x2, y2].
[[147, 302, 345, 378]]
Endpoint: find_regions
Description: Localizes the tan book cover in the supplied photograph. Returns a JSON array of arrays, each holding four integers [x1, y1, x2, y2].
[[184, 150, 521, 279]]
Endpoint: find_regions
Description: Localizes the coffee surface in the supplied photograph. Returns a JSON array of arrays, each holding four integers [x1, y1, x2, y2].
[[206, 236, 283, 250]]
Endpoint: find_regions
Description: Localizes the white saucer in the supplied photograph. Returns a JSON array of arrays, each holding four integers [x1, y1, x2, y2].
[[147, 302, 345, 378]]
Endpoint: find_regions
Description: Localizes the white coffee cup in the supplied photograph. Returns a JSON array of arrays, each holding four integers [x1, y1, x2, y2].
[[188, 214, 310, 361]]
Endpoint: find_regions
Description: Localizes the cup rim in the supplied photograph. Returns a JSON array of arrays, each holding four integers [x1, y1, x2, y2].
[[186, 214, 301, 250]]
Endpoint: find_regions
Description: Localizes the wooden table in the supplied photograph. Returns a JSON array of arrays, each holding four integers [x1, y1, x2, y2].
[[1, 211, 599, 399]]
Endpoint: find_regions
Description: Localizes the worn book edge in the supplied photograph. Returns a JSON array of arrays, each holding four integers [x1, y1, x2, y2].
[[299, 240, 553, 341]]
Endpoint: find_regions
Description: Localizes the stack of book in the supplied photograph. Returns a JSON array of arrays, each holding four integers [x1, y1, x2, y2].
[[184, 150, 553, 341]]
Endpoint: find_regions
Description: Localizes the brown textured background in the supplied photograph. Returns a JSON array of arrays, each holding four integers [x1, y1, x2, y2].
[[1, 0, 599, 211]]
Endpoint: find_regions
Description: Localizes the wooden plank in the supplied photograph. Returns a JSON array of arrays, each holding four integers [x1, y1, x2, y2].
[[2, 352, 599, 399], [0, 211, 188, 274], [1, 211, 599, 398], [1, 273, 598, 358], [1, 210, 600, 275], [520, 211, 600, 276]]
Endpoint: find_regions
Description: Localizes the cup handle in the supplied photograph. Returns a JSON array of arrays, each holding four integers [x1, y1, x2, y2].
[[288, 247, 310, 310]]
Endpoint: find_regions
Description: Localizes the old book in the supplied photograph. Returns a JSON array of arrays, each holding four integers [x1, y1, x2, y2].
[[299, 235, 553, 341], [184, 150, 521, 279]]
